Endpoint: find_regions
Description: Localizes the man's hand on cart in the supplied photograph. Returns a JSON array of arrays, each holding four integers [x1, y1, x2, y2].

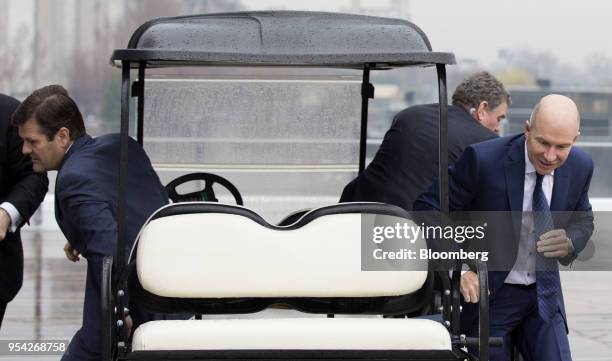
[[63, 242, 81, 262], [460, 271, 480, 303]]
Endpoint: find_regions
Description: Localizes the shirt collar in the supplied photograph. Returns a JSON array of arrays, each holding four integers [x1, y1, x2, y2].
[[65, 141, 74, 154]]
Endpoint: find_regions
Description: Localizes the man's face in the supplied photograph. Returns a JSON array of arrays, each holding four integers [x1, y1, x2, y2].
[[524, 118, 578, 175], [18, 117, 67, 172], [477, 101, 508, 134]]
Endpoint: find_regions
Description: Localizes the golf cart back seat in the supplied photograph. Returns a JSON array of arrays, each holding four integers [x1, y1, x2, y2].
[[124, 202, 460, 357]]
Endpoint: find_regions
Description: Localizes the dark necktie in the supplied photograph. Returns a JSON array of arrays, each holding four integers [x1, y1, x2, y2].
[[532, 173, 560, 322]]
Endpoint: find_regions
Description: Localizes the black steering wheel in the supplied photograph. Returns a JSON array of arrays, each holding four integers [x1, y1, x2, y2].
[[165, 172, 243, 205]]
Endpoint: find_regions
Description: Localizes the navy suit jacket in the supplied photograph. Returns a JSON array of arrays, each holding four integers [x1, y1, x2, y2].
[[414, 134, 594, 328], [55, 134, 168, 360]]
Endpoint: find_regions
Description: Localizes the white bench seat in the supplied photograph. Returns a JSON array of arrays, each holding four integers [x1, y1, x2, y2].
[[128, 203, 449, 357], [132, 318, 451, 351], [136, 209, 427, 299]]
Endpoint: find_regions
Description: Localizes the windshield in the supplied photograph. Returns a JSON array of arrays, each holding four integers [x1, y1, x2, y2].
[[141, 67, 362, 223]]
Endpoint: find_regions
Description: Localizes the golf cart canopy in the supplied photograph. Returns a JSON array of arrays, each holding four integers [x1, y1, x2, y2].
[[111, 11, 455, 69]]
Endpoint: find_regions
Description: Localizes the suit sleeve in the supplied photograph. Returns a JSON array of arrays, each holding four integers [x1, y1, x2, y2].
[[4, 117, 48, 226], [58, 173, 116, 341], [412, 146, 481, 270], [59, 172, 117, 258], [563, 157, 595, 263]]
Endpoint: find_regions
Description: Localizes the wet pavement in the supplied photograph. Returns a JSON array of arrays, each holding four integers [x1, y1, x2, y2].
[[0, 228, 83, 360], [1, 217, 612, 360]]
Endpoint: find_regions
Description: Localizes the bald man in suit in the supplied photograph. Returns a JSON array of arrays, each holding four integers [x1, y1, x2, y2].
[[415, 95, 594, 361]]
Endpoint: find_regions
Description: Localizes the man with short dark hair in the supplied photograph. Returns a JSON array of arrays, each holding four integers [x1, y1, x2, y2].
[[0, 93, 48, 329], [13, 85, 168, 361], [340, 71, 510, 211]]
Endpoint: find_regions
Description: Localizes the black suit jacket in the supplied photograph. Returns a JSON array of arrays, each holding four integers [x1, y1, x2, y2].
[[0, 94, 48, 305], [340, 104, 497, 211]]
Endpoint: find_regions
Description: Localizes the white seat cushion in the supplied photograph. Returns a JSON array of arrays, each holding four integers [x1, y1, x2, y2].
[[137, 212, 427, 298], [132, 318, 451, 351]]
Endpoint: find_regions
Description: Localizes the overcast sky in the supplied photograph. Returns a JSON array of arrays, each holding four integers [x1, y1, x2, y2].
[[244, 0, 612, 67], [6, 0, 611, 69]]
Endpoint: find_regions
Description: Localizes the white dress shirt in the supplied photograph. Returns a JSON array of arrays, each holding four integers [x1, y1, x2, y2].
[[0, 142, 69, 234], [0, 202, 22, 233], [505, 142, 553, 285]]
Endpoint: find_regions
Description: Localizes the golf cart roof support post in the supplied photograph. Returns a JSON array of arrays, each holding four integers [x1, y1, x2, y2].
[[359, 64, 374, 173], [136, 62, 146, 146], [116, 60, 131, 346], [118, 61, 130, 274], [436, 64, 449, 215]]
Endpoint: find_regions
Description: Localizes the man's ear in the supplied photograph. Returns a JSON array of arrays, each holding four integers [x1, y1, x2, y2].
[[476, 101, 489, 121], [524, 120, 531, 134], [55, 127, 71, 148]]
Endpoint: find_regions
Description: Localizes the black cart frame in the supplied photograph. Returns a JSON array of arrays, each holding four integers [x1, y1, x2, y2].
[[105, 11, 493, 361]]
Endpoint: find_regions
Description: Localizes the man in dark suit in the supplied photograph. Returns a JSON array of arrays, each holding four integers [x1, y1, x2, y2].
[[0, 94, 48, 329], [415, 94, 594, 360], [12, 85, 168, 361], [340, 71, 510, 211]]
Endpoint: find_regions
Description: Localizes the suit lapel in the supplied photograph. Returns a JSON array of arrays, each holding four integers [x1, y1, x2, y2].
[[504, 135, 526, 237]]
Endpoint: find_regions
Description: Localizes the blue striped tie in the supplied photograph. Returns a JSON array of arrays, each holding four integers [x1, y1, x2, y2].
[[532, 173, 560, 322]]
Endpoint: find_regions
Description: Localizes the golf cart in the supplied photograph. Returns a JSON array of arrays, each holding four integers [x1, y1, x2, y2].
[[102, 11, 493, 361]]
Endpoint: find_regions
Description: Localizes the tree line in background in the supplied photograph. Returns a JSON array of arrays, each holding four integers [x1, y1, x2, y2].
[[1, 0, 241, 133]]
